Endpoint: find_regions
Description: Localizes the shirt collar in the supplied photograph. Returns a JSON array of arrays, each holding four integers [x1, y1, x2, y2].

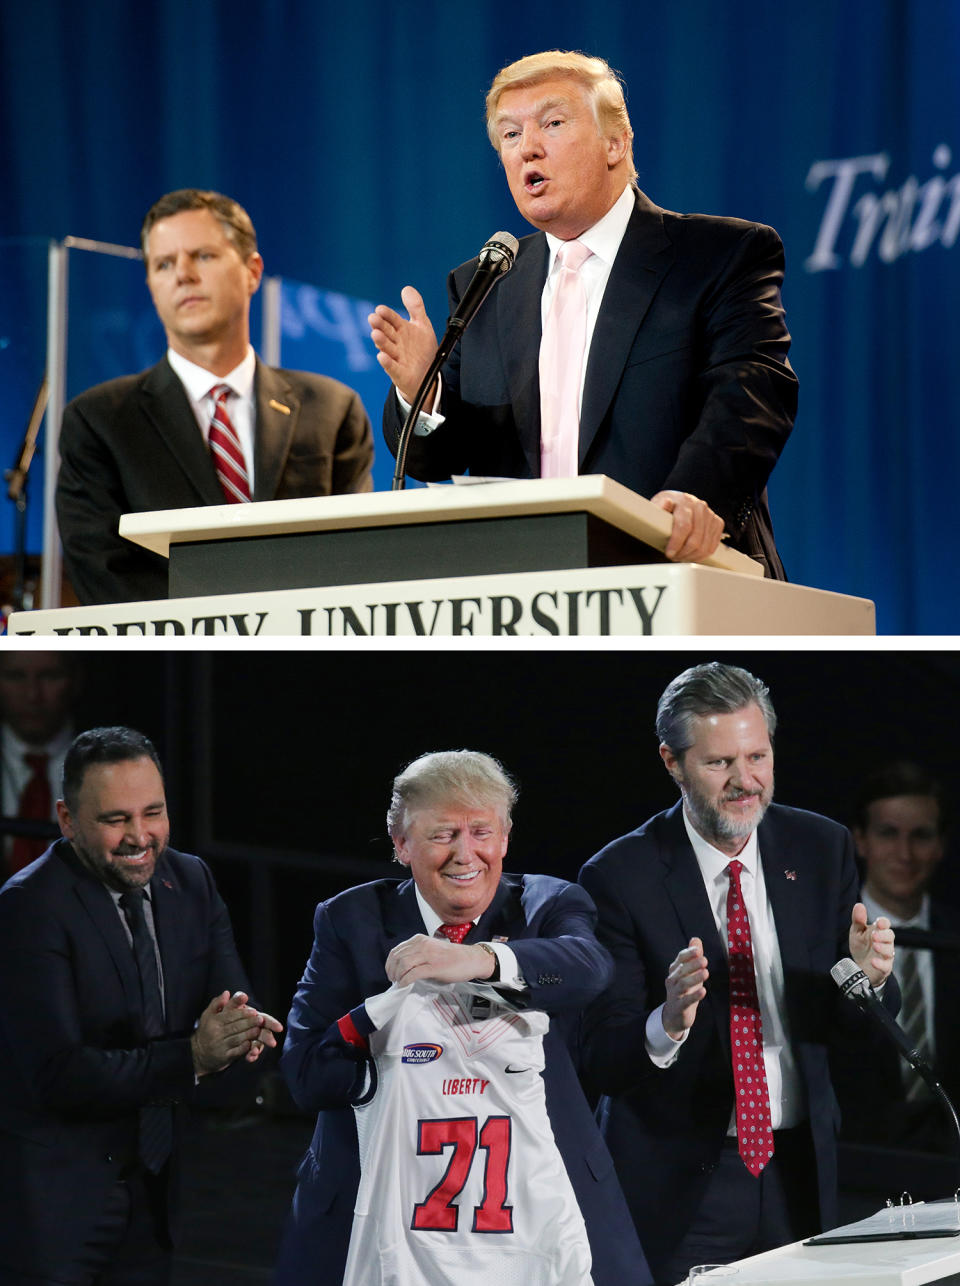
[[545, 182, 635, 273], [166, 345, 256, 404], [862, 887, 930, 929], [414, 884, 479, 937], [3, 723, 73, 760], [108, 881, 154, 908], [682, 804, 760, 882]]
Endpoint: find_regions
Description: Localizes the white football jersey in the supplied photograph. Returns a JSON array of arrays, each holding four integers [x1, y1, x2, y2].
[[343, 980, 594, 1286]]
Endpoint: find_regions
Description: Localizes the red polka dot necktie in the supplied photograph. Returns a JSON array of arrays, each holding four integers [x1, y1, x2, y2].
[[437, 922, 472, 944], [726, 859, 774, 1176], [208, 384, 252, 503], [9, 752, 52, 873]]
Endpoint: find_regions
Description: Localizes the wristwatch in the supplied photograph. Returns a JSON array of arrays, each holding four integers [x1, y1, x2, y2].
[[475, 941, 501, 982]]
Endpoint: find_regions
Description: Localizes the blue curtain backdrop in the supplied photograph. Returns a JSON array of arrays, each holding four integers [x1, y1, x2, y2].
[[1, 0, 957, 633]]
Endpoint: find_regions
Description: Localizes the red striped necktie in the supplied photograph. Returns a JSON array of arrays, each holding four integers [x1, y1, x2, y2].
[[208, 384, 252, 503]]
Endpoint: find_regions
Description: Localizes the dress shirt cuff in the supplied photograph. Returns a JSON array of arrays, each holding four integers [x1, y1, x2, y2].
[[486, 942, 523, 990], [645, 1003, 688, 1066], [395, 380, 445, 436]]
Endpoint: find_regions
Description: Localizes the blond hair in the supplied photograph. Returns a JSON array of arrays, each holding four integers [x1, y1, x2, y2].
[[485, 50, 636, 182], [387, 750, 517, 839]]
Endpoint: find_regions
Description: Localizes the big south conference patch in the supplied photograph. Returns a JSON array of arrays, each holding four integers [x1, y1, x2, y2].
[[402, 1043, 443, 1064]]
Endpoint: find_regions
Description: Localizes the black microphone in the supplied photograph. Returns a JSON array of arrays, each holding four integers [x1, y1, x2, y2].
[[830, 957, 936, 1079], [391, 232, 519, 491], [443, 232, 519, 343], [832, 955, 960, 1180]]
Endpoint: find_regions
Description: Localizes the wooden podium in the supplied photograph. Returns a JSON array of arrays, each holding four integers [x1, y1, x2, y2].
[[120, 474, 763, 596], [8, 477, 875, 636]]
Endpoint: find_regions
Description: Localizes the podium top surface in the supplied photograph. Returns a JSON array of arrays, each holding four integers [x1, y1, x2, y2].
[[118, 475, 764, 578], [697, 1203, 960, 1284]]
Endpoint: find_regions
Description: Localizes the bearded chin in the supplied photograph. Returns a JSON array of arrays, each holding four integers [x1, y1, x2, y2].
[[683, 785, 772, 847]]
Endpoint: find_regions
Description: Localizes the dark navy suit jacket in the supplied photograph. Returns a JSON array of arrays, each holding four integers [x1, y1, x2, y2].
[[0, 840, 252, 1281], [275, 871, 651, 1285], [579, 801, 898, 1279], [384, 189, 797, 578]]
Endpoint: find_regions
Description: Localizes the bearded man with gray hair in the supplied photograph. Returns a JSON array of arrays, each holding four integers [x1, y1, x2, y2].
[[276, 749, 649, 1285], [579, 662, 897, 1286]]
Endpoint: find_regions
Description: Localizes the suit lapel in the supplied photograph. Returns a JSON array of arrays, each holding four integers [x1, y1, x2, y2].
[[579, 191, 675, 466], [473, 877, 524, 942], [61, 843, 142, 1019], [140, 359, 225, 505], [758, 811, 812, 976], [149, 856, 183, 1029], [253, 361, 300, 501], [498, 236, 549, 477], [382, 879, 430, 948], [659, 806, 731, 1049]]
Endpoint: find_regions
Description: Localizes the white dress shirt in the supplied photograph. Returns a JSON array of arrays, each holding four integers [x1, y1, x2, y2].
[[646, 809, 805, 1132], [166, 346, 258, 491], [540, 183, 636, 415], [407, 183, 636, 438]]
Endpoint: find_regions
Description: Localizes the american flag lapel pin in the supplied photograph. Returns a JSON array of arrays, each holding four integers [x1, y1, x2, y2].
[[162, 879, 174, 889], [784, 869, 797, 882]]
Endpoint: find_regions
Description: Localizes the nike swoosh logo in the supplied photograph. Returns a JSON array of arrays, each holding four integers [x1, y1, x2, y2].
[[504, 1065, 529, 1074]]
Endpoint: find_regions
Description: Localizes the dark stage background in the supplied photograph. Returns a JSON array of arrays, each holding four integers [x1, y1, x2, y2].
[[6, 645, 960, 1281], [2, 1, 960, 632], [17, 647, 960, 1018]]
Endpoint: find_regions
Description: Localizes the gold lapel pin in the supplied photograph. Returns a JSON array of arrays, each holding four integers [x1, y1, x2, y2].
[[269, 399, 291, 415]]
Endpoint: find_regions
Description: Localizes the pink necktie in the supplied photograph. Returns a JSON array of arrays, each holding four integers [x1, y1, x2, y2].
[[726, 859, 775, 1176], [539, 240, 593, 478], [437, 922, 472, 944], [208, 384, 252, 503]]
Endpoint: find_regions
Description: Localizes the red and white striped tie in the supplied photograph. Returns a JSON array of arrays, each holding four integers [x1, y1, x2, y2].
[[208, 384, 251, 503]]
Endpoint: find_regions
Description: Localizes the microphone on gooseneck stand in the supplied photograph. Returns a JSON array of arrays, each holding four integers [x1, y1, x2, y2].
[[392, 232, 519, 491], [831, 957, 960, 1178]]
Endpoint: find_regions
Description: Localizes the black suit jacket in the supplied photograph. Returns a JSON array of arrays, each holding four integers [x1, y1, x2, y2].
[[273, 872, 650, 1286], [579, 802, 896, 1278], [56, 356, 374, 604], [384, 189, 797, 578], [0, 840, 252, 1280]]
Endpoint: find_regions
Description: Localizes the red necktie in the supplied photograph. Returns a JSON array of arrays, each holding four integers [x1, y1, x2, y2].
[[437, 922, 472, 944], [208, 384, 252, 503], [726, 859, 774, 1176], [9, 752, 52, 873]]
